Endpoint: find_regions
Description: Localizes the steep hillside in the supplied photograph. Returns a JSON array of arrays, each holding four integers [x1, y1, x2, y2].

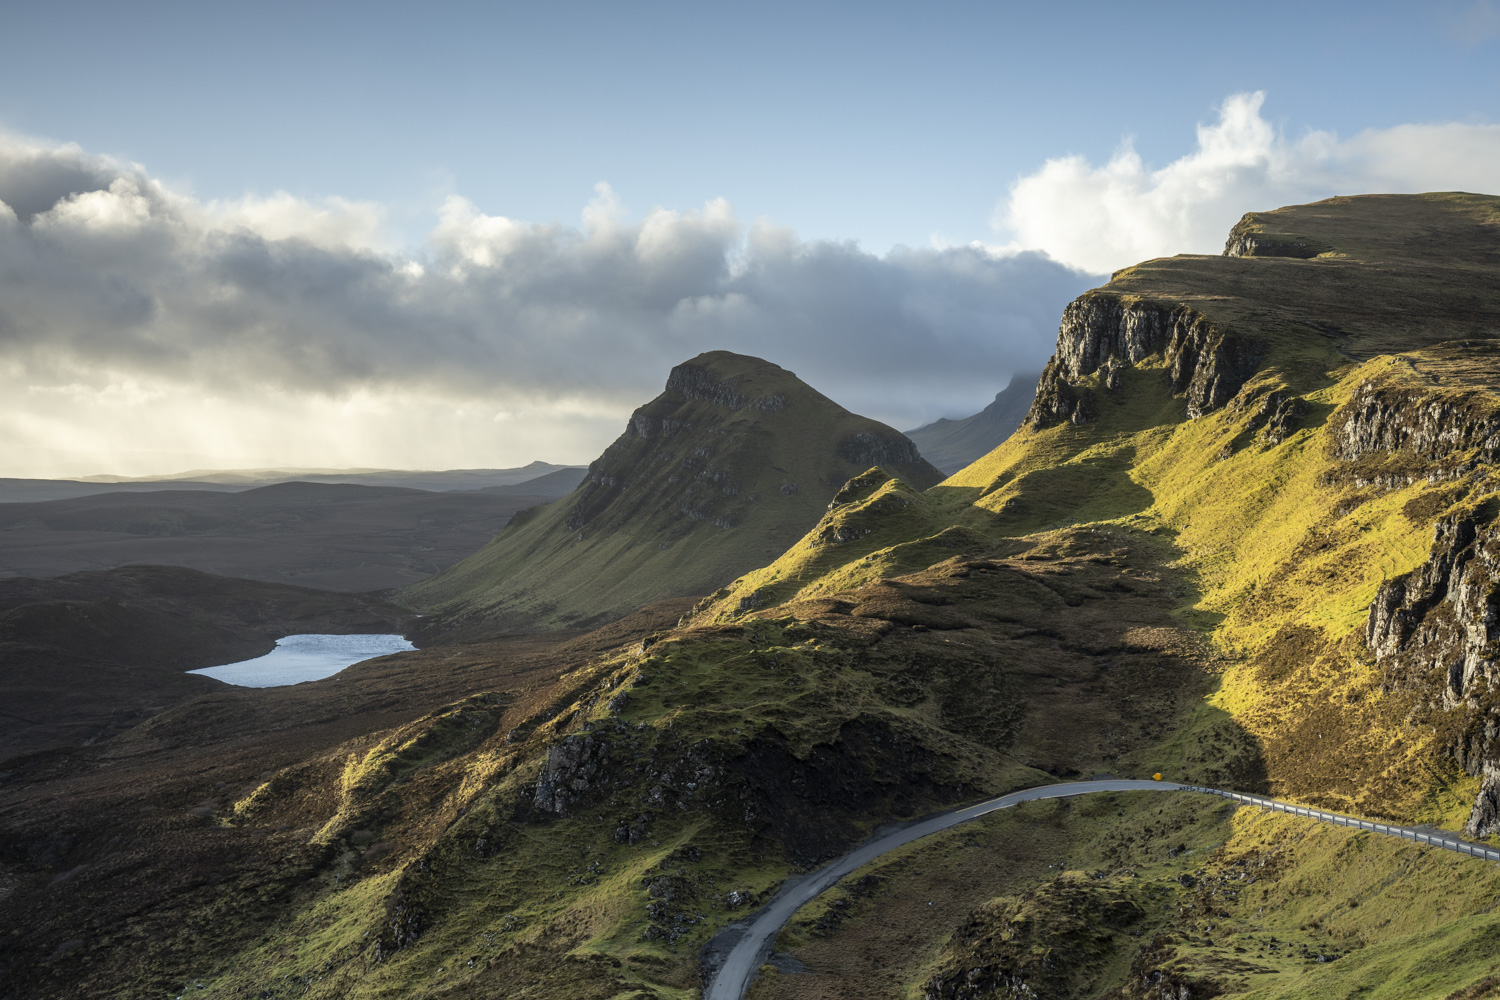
[[7, 194, 1500, 1000], [405, 351, 942, 636], [904, 371, 1040, 474]]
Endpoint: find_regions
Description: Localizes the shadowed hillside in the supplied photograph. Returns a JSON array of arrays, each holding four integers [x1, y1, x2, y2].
[[405, 351, 943, 637], [0, 482, 552, 592], [0, 565, 410, 760], [904, 371, 1040, 475]]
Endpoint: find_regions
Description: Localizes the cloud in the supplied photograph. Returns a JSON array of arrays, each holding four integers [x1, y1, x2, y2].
[[0, 134, 1097, 476], [995, 91, 1500, 273]]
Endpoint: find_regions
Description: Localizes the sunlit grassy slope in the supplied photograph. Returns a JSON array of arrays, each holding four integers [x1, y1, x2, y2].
[[705, 192, 1500, 816], [728, 192, 1500, 999]]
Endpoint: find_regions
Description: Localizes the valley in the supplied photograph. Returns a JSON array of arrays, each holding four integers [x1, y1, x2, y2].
[[3, 192, 1500, 1000]]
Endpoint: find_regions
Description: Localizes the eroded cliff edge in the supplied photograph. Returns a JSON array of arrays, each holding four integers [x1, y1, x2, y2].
[[1026, 293, 1265, 429]]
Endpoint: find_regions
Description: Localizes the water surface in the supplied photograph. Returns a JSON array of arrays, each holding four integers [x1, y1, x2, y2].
[[188, 633, 415, 687]]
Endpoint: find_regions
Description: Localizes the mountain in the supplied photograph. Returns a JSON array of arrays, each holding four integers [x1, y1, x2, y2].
[[405, 351, 943, 636], [8, 196, 1500, 1000], [0, 481, 556, 591], [903, 370, 1041, 475]]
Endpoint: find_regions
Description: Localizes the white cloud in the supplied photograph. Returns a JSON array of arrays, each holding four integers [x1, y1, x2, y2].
[[996, 91, 1500, 273], [205, 191, 388, 252], [0, 134, 1097, 477]]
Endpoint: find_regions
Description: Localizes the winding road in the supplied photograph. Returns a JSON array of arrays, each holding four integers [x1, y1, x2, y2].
[[700, 778, 1500, 1000]]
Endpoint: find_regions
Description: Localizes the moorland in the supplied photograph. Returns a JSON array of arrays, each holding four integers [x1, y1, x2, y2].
[[2, 193, 1500, 1000]]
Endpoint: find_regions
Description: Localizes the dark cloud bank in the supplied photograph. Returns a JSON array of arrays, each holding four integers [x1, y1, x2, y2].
[[0, 137, 1100, 435]]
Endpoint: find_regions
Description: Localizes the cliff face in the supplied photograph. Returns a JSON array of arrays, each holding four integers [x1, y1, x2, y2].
[[1332, 380, 1500, 467], [1353, 379, 1500, 836], [1368, 512, 1500, 834], [1222, 212, 1332, 259], [1026, 293, 1264, 429]]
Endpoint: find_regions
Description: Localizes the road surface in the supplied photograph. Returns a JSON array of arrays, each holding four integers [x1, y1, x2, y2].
[[700, 778, 1500, 1000]]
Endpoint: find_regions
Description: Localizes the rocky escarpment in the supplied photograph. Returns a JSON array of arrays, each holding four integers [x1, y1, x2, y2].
[[565, 359, 795, 532], [835, 430, 926, 469], [1222, 213, 1331, 259], [1331, 380, 1500, 468], [1366, 513, 1500, 835], [665, 360, 788, 413], [1027, 293, 1264, 429]]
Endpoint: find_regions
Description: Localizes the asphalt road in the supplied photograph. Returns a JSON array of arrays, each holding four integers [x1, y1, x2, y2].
[[700, 778, 1500, 1000]]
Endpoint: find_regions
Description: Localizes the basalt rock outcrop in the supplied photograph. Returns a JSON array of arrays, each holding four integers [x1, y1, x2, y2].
[[1222, 213, 1331, 259], [1026, 294, 1264, 429], [1331, 380, 1500, 468], [1347, 378, 1500, 834], [1367, 512, 1500, 835]]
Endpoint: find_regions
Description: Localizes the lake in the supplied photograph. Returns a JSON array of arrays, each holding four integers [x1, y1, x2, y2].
[[188, 633, 416, 687]]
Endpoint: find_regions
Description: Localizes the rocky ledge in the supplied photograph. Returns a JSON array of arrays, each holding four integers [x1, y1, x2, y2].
[[1027, 293, 1264, 429], [1222, 213, 1330, 258], [665, 361, 787, 412], [1331, 380, 1500, 466]]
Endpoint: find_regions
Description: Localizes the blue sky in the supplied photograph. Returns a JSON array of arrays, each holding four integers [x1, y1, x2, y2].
[[1, 1, 1498, 476], [4, 0, 1496, 254]]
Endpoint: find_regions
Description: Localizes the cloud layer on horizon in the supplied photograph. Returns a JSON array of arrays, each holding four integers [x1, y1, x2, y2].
[[5, 92, 1500, 478], [0, 133, 1095, 476], [997, 92, 1500, 273]]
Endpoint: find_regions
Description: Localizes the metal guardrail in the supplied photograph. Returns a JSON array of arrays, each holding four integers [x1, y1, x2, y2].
[[1176, 784, 1500, 862]]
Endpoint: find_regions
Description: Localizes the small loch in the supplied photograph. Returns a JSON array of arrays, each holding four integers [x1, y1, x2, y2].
[[188, 633, 416, 687]]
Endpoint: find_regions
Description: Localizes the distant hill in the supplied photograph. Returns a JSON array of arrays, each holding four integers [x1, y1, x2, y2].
[[1, 462, 585, 502], [404, 350, 943, 637], [903, 371, 1040, 475], [0, 481, 556, 591], [478, 466, 588, 498]]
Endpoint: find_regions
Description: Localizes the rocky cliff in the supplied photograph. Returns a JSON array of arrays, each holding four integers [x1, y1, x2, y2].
[[1354, 381, 1500, 835], [1026, 293, 1264, 429]]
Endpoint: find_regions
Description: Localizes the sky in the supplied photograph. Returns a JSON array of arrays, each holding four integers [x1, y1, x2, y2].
[[1, 0, 1499, 478]]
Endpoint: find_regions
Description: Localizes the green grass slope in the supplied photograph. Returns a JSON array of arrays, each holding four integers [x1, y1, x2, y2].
[[403, 351, 942, 637], [738, 192, 1500, 999]]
